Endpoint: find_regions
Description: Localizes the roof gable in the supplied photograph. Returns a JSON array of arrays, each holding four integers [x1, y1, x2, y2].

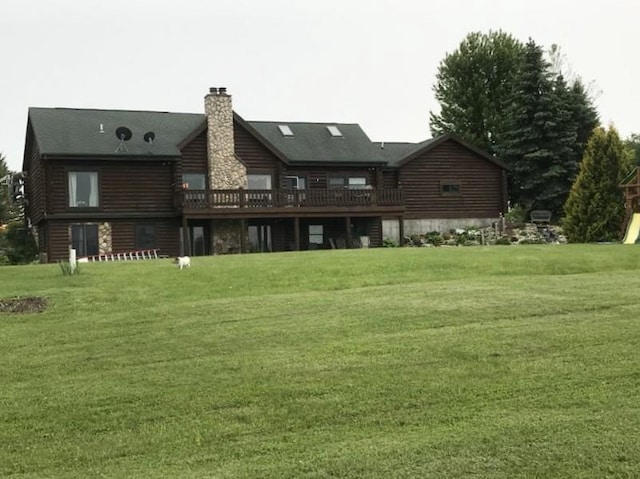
[[387, 133, 509, 170], [29, 107, 205, 158]]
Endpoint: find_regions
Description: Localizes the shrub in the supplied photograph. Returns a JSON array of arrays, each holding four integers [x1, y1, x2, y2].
[[494, 237, 512, 245], [425, 231, 444, 247], [382, 238, 399, 248]]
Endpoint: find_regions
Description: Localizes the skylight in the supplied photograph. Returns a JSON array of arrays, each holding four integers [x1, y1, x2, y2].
[[278, 125, 294, 136], [327, 125, 343, 137]]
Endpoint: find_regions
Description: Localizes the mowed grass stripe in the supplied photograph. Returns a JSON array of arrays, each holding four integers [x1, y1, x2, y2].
[[2, 245, 640, 477]]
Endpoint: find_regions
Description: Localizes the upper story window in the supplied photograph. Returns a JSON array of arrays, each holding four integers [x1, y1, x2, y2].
[[248, 174, 272, 190], [183, 173, 206, 190], [441, 180, 461, 196], [68, 171, 99, 208], [329, 176, 367, 189], [285, 176, 306, 190]]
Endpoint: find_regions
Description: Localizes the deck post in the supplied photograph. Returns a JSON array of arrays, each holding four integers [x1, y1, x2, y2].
[[294, 217, 300, 251], [345, 216, 352, 249], [182, 215, 190, 256], [398, 215, 404, 246], [240, 219, 246, 253]]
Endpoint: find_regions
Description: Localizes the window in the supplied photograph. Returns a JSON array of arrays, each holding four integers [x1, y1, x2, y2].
[[441, 181, 461, 196], [309, 225, 323, 246], [329, 176, 367, 189], [182, 173, 206, 190], [327, 125, 343, 137], [285, 176, 306, 189], [278, 125, 294, 136], [135, 224, 156, 250], [249, 225, 272, 252], [68, 171, 99, 207], [329, 177, 346, 189], [248, 174, 272, 190], [348, 177, 367, 189], [71, 224, 99, 257], [180, 226, 207, 256]]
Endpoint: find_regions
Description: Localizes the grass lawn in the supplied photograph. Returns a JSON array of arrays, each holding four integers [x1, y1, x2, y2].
[[2, 244, 640, 478]]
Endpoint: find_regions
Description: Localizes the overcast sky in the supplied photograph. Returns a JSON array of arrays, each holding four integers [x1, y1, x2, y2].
[[1, 0, 638, 171]]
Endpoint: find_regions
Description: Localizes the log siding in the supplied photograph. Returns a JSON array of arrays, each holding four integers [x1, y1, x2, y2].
[[398, 141, 506, 219]]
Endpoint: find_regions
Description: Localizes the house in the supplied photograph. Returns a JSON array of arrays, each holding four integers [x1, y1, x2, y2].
[[22, 87, 508, 262]]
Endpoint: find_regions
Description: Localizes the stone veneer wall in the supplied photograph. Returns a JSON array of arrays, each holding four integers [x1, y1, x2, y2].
[[212, 220, 243, 255], [204, 89, 247, 189], [98, 222, 112, 254]]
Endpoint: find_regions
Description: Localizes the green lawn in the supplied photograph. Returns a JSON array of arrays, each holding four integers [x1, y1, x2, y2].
[[2, 245, 640, 478]]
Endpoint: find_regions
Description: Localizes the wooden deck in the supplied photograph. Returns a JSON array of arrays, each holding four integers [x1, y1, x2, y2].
[[177, 188, 405, 217]]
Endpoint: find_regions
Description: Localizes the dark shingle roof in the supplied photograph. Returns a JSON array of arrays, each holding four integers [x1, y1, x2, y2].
[[375, 134, 508, 170], [29, 107, 205, 157], [247, 121, 386, 164], [372, 139, 438, 165]]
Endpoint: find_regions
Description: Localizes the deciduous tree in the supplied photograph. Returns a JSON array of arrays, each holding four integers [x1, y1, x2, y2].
[[429, 31, 524, 154]]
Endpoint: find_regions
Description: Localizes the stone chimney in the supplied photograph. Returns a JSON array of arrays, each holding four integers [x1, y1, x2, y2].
[[204, 87, 247, 189]]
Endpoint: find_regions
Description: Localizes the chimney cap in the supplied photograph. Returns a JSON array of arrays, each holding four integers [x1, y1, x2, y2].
[[208, 87, 228, 95]]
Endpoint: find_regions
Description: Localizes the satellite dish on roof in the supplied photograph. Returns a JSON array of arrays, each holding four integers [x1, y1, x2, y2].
[[115, 126, 132, 141], [115, 126, 132, 153], [143, 131, 155, 144]]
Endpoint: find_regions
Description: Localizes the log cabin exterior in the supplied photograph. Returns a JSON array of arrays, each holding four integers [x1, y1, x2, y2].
[[22, 88, 509, 262]]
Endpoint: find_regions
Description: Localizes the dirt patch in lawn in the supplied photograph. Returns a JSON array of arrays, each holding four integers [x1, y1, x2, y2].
[[0, 297, 48, 314]]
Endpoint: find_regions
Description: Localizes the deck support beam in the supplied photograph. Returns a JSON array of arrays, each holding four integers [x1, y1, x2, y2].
[[182, 215, 190, 256], [240, 219, 246, 253], [345, 216, 352, 249], [294, 217, 300, 251]]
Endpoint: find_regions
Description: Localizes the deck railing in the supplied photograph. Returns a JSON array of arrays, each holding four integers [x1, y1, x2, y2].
[[179, 188, 404, 210]]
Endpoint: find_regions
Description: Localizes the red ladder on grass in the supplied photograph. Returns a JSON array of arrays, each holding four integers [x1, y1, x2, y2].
[[83, 249, 159, 262]]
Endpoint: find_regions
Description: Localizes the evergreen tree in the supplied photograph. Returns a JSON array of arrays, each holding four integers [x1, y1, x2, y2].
[[563, 127, 630, 242], [429, 31, 524, 154], [624, 133, 640, 165], [0, 154, 15, 224], [496, 40, 578, 217]]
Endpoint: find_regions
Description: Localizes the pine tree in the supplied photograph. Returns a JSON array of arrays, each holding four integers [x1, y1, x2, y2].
[[496, 40, 578, 218], [563, 127, 629, 242], [0, 154, 14, 224]]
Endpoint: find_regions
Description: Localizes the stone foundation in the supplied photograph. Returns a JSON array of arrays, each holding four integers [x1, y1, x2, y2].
[[403, 218, 498, 236], [383, 217, 500, 244]]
